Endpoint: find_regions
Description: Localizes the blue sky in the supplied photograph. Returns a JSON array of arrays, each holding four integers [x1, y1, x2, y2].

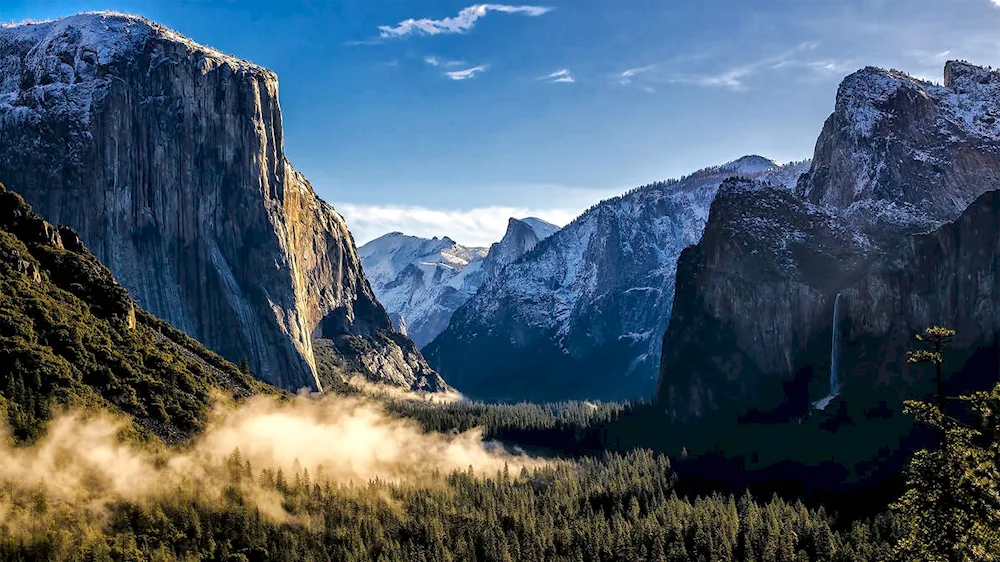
[[4, 0, 1000, 245]]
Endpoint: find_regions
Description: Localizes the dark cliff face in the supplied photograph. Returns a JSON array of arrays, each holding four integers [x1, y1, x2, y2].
[[839, 189, 1000, 402], [657, 179, 872, 421], [658, 62, 1000, 425], [0, 14, 444, 392]]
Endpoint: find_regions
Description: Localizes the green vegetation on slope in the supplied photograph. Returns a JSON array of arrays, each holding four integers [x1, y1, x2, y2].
[[0, 183, 270, 442]]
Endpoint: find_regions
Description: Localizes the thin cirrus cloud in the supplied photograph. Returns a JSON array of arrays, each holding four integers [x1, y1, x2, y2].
[[378, 4, 552, 38], [424, 56, 465, 67], [445, 65, 488, 80], [335, 203, 578, 247], [619, 65, 654, 86], [659, 42, 848, 91], [541, 69, 575, 83]]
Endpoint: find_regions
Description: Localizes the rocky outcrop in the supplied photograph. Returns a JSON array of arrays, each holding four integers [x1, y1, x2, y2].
[[1, 181, 269, 442], [426, 157, 809, 402], [480, 217, 559, 279], [838, 188, 1000, 402], [1, 183, 136, 329], [657, 179, 872, 420], [797, 61, 1000, 241], [658, 62, 1000, 422], [0, 13, 444, 392]]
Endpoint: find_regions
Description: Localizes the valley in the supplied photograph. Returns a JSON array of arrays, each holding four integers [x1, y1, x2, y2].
[[1, 6, 999, 562]]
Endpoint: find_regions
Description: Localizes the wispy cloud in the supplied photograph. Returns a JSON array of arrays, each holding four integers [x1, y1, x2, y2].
[[379, 4, 552, 38], [541, 68, 574, 83], [335, 204, 578, 246], [445, 65, 488, 80], [619, 65, 654, 86], [345, 38, 385, 47], [992, 0, 1000, 7], [666, 42, 847, 91], [424, 56, 465, 67]]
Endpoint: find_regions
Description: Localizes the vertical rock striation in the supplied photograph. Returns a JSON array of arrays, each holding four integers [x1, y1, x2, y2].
[[0, 13, 444, 392]]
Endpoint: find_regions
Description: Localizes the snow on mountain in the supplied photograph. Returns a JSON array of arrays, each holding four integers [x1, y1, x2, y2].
[[360, 217, 560, 348], [480, 217, 559, 279], [425, 157, 811, 401], [797, 61, 1000, 239], [519, 217, 560, 240], [360, 234, 488, 348], [0, 12, 262, 128], [715, 154, 783, 176]]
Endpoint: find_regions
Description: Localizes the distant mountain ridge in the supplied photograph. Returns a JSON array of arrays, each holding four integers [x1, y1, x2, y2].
[[0, 12, 445, 392], [360, 217, 559, 347], [360, 233, 489, 348], [425, 156, 810, 401]]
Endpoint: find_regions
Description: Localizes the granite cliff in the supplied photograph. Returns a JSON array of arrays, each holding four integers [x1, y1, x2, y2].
[[0, 13, 444, 392]]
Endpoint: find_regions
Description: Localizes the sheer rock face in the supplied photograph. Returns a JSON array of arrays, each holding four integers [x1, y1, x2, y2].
[[0, 13, 444, 392], [839, 189, 1000, 397], [657, 179, 873, 420], [480, 217, 559, 280], [658, 62, 1000, 421], [426, 157, 808, 402]]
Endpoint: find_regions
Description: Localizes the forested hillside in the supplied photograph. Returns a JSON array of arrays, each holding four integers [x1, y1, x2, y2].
[[0, 183, 270, 443]]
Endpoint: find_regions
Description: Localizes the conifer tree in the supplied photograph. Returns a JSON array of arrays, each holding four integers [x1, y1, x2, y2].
[[893, 327, 1000, 561]]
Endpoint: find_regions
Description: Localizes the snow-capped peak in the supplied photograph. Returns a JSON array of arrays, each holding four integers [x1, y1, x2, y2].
[[426, 157, 812, 400], [516, 217, 560, 241], [359, 217, 563, 349], [0, 11, 268, 129], [0, 12, 266, 82], [717, 155, 782, 176], [0, 12, 153, 65], [359, 232, 489, 348], [798, 60, 1000, 233]]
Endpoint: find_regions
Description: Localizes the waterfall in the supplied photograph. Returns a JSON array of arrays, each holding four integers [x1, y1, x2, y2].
[[814, 292, 843, 411], [830, 291, 842, 395]]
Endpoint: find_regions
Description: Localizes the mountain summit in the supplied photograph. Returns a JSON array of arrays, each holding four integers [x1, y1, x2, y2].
[[0, 12, 444, 392]]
